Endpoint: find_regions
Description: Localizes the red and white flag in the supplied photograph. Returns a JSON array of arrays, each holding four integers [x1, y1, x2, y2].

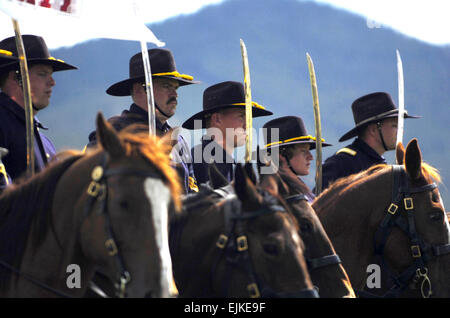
[[0, 0, 165, 48]]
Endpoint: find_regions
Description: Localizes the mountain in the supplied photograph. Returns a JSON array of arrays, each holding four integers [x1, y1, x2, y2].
[[39, 0, 450, 203]]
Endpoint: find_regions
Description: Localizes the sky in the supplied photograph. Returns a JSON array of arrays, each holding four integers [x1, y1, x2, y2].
[[0, 0, 449, 49]]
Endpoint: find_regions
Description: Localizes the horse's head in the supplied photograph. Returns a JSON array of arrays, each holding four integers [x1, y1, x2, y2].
[[172, 162, 316, 297], [256, 157, 355, 298], [77, 113, 181, 297], [228, 163, 316, 297], [381, 139, 450, 297]]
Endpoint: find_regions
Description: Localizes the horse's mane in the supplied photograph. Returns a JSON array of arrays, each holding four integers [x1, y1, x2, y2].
[[179, 184, 224, 219], [0, 154, 83, 288], [115, 126, 182, 211], [314, 162, 442, 206]]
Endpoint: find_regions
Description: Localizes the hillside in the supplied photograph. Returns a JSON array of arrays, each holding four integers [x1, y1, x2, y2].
[[39, 0, 450, 202]]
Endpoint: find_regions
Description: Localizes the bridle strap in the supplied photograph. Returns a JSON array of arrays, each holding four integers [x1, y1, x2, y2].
[[307, 254, 342, 270], [0, 259, 72, 298], [366, 165, 448, 298]]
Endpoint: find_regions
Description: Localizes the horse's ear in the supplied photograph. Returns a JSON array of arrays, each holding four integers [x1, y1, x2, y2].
[[96, 112, 125, 158], [396, 142, 405, 165], [404, 138, 422, 180], [234, 163, 263, 208], [208, 162, 229, 189], [259, 174, 280, 196]]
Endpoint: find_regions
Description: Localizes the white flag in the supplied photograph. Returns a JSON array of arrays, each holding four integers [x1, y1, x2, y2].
[[0, 0, 165, 48]]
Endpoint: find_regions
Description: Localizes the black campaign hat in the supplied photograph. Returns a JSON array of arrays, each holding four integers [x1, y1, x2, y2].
[[339, 92, 420, 142], [0, 48, 17, 65], [0, 34, 77, 73], [263, 116, 331, 150], [182, 81, 273, 130], [106, 48, 199, 96]]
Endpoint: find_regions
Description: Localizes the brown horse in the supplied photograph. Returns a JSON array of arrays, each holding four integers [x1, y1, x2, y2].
[[312, 139, 450, 298], [170, 164, 318, 298], [0, 113, 181, 297], [252, 156, 355, 298]]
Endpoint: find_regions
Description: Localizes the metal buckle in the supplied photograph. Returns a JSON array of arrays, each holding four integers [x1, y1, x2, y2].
[[411, 245, 422, 258], [247, 283, 260, 298], [216, 234, 228, 249], [105, 239, 118, 256], [87, 181, 105, 197], [237, 236, 248, 252], [387, 203, 398, 215], [404, 197, 414, 210]]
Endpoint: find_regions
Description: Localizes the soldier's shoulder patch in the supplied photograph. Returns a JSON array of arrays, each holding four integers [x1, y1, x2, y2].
[[336, 147, 357, 156]]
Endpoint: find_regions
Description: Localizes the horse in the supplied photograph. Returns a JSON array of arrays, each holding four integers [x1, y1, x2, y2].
[[0, 113, 181, 297], [258, 169, 355, 297], [312, 138, 450, 298], [249, 153, 355, 298], [169, 163, 318, 298]]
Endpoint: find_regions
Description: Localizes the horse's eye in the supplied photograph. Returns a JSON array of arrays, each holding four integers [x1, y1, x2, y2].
[[299, 219, 313, 234], [263, 243, 280, 255], [429, 211, 443, 222]]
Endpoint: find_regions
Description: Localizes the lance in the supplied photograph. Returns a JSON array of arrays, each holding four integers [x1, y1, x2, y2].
[[395, 49, 405, 159], [240, 39, 253, 163], [11, 19, 35, 177], [306, 53, 323, 196]]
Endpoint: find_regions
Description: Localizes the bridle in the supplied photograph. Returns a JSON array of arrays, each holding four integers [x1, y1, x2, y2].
[[285, 194, 342, 272], [210, 189, 319, 298], [360, 164, 450, 298], [84, 152, 166, 298]]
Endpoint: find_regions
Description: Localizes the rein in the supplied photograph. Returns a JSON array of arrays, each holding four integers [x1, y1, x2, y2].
[[358, 165, 450, 298], [210, 190, 319, 298]]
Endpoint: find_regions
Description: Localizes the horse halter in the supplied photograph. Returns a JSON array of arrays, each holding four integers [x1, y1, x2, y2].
[[84, 153, 163, 298], [285, 194, 342, 272], [370, 165, 450, 298], [212, 190, 319, 298]]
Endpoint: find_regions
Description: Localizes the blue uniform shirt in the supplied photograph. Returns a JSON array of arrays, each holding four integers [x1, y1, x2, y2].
[[87, 103, 198, 194], [191, 136, 235, 185], [0, 92, 56, 181], [320, 137, 387, 190]]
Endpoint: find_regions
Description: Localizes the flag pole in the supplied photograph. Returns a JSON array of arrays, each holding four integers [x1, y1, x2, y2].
[[11, 18, 35, 177]]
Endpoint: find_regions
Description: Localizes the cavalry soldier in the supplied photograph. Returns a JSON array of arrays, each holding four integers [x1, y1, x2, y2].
[[320, 92, 420, 190], [263, 116, 332, 203], [182, 81, 272, 184], [87, 48, 200, 194], [0, 34, 77, 182]]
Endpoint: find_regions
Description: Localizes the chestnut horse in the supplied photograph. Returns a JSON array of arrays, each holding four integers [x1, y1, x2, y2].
[[312, 139, 450, 298], [170, 164, 318, 298], [0, 113, 181, 297]]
